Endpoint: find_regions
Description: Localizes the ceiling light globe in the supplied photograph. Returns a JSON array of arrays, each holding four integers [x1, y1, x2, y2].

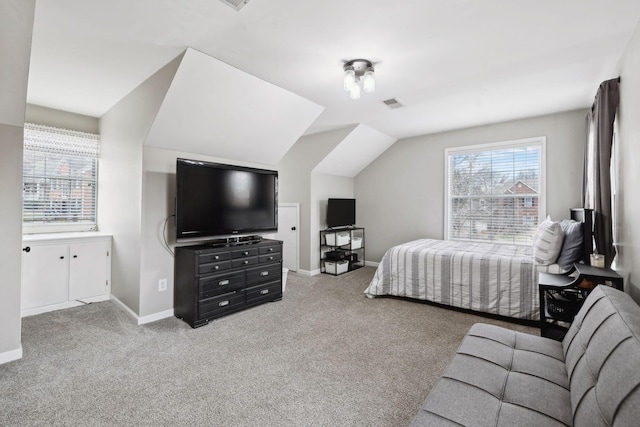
[[363, 69, 375, 93], [343, 68, 356, 91], [349, 82, 361, 100]]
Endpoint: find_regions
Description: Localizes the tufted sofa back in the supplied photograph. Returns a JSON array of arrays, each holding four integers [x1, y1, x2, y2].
[[562, 285, 640, 426]]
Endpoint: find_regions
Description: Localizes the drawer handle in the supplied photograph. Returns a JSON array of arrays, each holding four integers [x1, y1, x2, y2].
[[214, 265, 220, 270], [214, 255, 220, 260], [260, 271, 269, 277], [244, 251, 249, 256], [260, 289, 269, 295], [268, 248, 273, 252], [219, 280, 229, 286], [243, 260, 249, 265], [267, 256, 273, 261], [219, 300, 229, 307]]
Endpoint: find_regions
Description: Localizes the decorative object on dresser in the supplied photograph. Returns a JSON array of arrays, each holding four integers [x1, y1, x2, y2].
[[174, 238, 283, 328], [319, 227, 365, 275], [539, 262, 623, 340]]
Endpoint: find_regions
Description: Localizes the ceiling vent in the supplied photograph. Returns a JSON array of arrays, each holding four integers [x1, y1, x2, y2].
[[219, 0, 251, 11], [382, 98, 403, 109]]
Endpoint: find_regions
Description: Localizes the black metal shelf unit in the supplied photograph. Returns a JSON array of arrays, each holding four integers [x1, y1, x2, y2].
[[319, 227, 365, 275]]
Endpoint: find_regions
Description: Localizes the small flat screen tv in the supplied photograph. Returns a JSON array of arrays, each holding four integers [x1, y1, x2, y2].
[[326, 198, 356, 228], [176, 158, 278, 241]]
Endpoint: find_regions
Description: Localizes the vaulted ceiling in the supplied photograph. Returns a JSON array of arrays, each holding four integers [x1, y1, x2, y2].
[[26, 1, 640, 156]]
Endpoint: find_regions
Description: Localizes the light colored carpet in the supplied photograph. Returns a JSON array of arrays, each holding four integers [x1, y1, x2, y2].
[[0, 267, 535, 426]]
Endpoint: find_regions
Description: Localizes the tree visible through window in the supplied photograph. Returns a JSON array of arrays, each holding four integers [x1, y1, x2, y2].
[[445, 137, 545, 244], [23, 123, 100, 232]]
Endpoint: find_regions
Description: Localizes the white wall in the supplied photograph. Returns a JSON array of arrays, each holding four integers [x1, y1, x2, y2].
[[614, 21, 640, 301], [0, 0, 35, 364], [355, 109, 588, 262]]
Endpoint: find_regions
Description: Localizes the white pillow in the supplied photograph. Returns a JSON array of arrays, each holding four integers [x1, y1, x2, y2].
[[533, 219, 565, 265]]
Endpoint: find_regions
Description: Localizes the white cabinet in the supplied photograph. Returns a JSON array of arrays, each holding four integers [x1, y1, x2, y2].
[[21, 233, 112, 316]]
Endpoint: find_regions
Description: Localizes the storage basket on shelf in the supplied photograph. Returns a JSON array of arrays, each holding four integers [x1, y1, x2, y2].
[[325, 231, 350, 246], [545, 289, 586, 322]]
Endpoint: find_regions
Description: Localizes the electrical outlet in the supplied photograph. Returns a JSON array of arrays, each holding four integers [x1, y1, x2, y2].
[[158, 278, 167, 292]]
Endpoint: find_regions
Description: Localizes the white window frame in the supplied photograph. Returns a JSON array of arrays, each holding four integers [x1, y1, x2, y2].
[[444, 136, 547, 243], [23, 123, 100, 234]]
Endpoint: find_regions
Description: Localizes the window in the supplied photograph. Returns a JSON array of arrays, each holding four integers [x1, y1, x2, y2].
[[23, 123, 100, 233], [445, 137, 546, 244]]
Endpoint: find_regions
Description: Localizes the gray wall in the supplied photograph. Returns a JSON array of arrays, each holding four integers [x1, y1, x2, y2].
[[355, 109, 588, 262], [615, 21, 640, 302], [277, 126, 355, 273], [0, 0, 35, 363], [98, 54, 182, 315], [25, 104, 99, 134]]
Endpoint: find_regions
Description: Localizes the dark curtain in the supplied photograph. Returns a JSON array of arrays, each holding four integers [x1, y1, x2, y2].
[[582, 78, 619, 268]]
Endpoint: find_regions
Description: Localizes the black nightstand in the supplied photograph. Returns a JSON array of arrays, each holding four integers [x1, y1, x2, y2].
[[538, 263, 623, 341]]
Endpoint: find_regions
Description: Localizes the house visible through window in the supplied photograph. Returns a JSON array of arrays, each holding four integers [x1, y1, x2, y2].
[[23, 123, 100, 233], [445, 137, 546, 244]]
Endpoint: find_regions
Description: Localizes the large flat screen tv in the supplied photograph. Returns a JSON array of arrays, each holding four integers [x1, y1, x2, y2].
[[326, 198, 356, 228], [176, 158, 278, 241]]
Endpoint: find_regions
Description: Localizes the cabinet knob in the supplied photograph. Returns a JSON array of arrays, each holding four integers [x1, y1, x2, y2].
[[60, 256, 65, 260], [73, 255, 78, 258], [244, 251, 249, 256], [22, 246, 30, 253]]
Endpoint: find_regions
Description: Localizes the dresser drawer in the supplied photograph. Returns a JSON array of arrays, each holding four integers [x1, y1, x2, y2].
[[231, 256, 258, 269], [259, 243, 281, 255], [197, 251, 231, 265], [198, 290, 245, 319], [246, 263, 282, 286], [199, 270, 245, 298], [246, 280, 282, 305], [231, 247, 259, 259], [259, 252, 281, 264], [198, 260, 231, 275]]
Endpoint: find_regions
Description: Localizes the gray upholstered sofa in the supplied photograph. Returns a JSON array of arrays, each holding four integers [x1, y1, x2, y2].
[[410, 285, 640, 426]]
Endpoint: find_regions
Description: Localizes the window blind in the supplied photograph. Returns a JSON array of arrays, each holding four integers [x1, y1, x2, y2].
[[23, 123, 100, 231], [445, 137, 545, 244]]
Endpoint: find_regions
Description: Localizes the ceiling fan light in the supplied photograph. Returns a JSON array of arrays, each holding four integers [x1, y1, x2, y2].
[[343, 68, 356, 91], [363, 68, 375, 93]]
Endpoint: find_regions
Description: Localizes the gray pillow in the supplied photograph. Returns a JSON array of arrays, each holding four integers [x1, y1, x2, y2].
[[556, 219, 584, 270]]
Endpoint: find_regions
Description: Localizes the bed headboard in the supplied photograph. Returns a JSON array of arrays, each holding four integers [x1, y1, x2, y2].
[[570, 208, 594, 264]]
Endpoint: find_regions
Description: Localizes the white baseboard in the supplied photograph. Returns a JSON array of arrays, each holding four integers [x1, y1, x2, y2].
[[0, 347, 23, 365], [110, 295, 174, 325], [21, 294, 111, 318], [296, 268, 318, 276], [365, 260, 379, 268], [109, 294, 139, 323], [138, 309, 174, 325]]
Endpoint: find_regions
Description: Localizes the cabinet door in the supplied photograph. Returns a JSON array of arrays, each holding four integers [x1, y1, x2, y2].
[[68, 240, 110, 300], [21, 244, 69, 310]]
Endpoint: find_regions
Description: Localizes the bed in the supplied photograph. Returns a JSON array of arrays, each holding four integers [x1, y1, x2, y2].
[[364, 209, 593, 321]]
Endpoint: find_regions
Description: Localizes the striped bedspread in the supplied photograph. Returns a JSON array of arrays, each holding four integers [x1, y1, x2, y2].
[[364, 239, 566, 321]]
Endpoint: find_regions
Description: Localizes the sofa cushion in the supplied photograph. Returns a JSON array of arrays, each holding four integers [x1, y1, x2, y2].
[[562, 285, 640, 426], [411, 323, 570, 426]]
